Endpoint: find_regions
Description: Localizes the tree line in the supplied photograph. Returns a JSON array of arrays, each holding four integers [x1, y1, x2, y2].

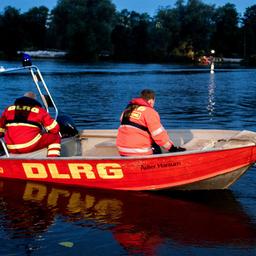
[[0, 0, 255, 64]]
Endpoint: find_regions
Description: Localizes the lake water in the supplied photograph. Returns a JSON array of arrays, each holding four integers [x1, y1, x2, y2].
[[0, 59, 256, 255]]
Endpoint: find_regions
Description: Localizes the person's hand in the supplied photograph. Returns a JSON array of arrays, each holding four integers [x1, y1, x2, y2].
[[168, 146, 186, 153]]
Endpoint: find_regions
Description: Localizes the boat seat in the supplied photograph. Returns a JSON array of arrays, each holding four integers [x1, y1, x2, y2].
[[182, 130, 256, 151], [182, 138, 216, 150], [214, 130, 256, 149], [95, 140, 116, 148], [8, 148, 48, 158], [5, 137, 81, 158], [85, 139, 119, 157]]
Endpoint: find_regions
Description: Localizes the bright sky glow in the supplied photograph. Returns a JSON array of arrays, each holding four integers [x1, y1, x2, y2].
[[0, 0, 255, 15]]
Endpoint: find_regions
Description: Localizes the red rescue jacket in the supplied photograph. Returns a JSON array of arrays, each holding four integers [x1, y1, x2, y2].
[[0, 97, 59, 152], [116, 98, 173, 156]]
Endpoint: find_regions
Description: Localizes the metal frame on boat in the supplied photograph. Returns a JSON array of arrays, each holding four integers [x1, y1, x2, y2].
[[0, 58, 256, 191]]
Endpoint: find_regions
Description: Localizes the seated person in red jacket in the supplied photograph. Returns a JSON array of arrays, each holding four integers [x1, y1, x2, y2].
[[0, 92, 61, 157], [116, 89, 185, 156]]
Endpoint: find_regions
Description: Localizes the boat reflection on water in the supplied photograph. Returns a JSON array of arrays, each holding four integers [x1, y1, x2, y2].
[[0, 180, 256, 254]]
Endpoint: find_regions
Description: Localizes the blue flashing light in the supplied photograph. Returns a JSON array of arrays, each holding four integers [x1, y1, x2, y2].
[[22, 53, 32, 67]]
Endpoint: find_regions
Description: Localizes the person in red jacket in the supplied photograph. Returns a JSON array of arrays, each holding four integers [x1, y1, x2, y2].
[[0, 92, 61, 157], [116, 89, 185, 156]]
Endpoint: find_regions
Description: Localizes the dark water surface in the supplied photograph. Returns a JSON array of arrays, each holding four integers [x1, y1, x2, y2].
[[0, 59, 256, 255]]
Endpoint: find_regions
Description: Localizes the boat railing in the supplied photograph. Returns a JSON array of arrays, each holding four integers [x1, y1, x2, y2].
[[0, 138, 9, 157], [0, 65, 59, 120]]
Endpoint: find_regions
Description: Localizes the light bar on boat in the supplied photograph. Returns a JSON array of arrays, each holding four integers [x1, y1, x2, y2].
[[22, 53, 32, 67]]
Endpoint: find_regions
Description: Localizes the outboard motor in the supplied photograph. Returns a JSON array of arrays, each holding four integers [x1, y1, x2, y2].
[[57, 114, 78, 138]]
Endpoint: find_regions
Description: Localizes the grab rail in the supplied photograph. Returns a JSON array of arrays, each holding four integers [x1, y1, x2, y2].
[[0, 138, 9, 158], [0, 65, 59, 120]]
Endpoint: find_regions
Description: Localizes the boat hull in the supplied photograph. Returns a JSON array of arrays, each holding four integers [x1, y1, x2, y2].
[[0, 145, 255, 191]]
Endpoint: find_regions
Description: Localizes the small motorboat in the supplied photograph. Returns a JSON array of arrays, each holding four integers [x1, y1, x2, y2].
[[0, 56, 256, 191]]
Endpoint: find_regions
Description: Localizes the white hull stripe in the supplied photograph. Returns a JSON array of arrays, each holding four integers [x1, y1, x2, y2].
[[117, 146, 152, 153], [7, 134, 42, 149]]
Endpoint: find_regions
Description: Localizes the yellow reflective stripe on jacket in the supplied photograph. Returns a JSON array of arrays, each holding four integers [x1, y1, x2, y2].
[[47, 150, 60, 156], [163, 141, 172, 150], [151, 126, 165, 137], [117, 146, 152, 153], [0, 128, 5, 133], [6, 123, 39, 128], [45, 120, 58, 131], [7, 134, 42, 150], [48, 143, 61, 149]]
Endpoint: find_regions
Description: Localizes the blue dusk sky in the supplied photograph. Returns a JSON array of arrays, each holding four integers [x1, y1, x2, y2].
[[0, 0, 255, 15]]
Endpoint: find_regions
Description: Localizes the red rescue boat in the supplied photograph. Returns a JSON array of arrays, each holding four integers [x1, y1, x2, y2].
[[0, 58, 256, 191]]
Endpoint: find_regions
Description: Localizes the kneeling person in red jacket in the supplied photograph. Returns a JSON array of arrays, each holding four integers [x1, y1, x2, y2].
[[0, 92, 61, 157]]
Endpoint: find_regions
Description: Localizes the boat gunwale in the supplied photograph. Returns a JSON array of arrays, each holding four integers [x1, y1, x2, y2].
[[0, 143, 255, 161]]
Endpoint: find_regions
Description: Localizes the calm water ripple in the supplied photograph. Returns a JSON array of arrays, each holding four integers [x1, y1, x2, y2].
[[0, 59, 256, 255]]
